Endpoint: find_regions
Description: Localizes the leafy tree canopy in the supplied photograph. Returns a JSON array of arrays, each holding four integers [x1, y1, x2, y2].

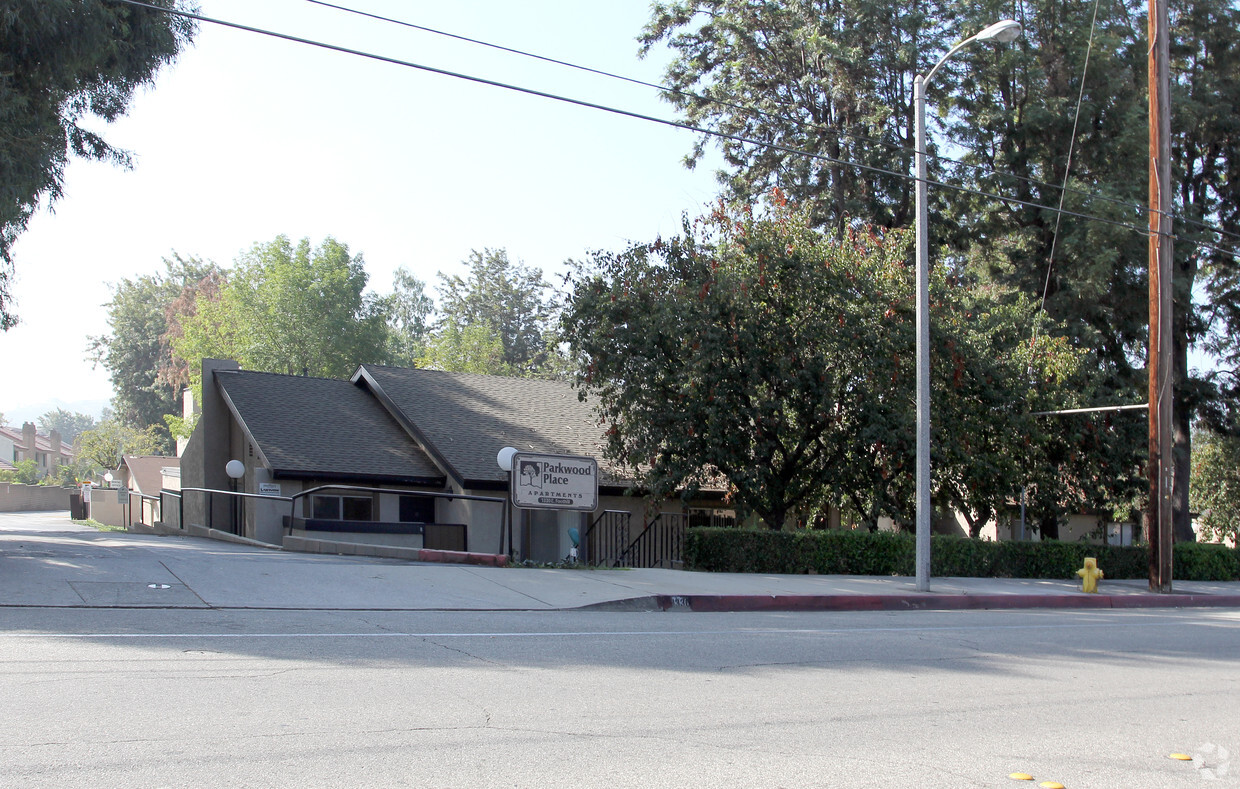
[[0, 460, 40, 485], [88, 254, 218, 453], [37, 408, 97, 445], [0, 0, 197, 329], [75, 419, 164, 470], [1190, 428, 1240, 545], [169, 236, 390, 394], [643, 0, 1240, 540], [435, 249, 562, 376], [384, 267, 434, 367], [563, 196, 1100, 531], [418, 322, 514, 376]]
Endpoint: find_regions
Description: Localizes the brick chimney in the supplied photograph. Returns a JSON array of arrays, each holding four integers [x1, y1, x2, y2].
[[21, 422, 36, 464], [49, 430, 62, 471]]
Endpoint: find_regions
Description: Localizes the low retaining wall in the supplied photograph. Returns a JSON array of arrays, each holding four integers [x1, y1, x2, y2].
[[0, 483, 70, 513]]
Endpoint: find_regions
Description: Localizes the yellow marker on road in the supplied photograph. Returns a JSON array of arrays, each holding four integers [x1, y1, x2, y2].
[[1008, 773, 1034, 780], [1039, 783, 1065, 789], [1077, 556, 1104, 593], [1170, 752, 1193, 761]]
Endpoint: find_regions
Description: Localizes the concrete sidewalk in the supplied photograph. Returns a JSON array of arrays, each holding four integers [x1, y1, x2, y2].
[[3, 510, 1239, 612]]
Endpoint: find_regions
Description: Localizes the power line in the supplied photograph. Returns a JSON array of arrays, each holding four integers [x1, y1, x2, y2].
[[103, 0, 1232, 250], [302, 0, 1240, 248]]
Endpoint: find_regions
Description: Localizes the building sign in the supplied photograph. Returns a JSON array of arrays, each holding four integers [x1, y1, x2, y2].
[[258, 482, 282, 497], [510, 452, 598, 511]]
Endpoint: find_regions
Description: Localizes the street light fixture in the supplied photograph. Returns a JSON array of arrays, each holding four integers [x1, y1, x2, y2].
[[914, 20, 1021, 592], [225, 459, 245, 536]]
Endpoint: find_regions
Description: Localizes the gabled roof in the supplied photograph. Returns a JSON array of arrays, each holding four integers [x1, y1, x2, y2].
[[122, 455, 176, 496], [353, 365, 625, 488], [215, 370, 443, 484], [0, 425, 74, 458]]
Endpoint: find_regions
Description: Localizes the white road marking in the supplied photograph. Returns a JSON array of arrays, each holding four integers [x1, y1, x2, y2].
[[0, 617, 1233, 640]]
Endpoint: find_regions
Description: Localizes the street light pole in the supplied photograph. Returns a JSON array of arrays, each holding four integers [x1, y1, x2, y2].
[[914, 20, 1021, 592]]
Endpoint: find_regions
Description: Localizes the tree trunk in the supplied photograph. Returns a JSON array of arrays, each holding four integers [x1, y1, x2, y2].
[[1172, 250, 1196, 543]]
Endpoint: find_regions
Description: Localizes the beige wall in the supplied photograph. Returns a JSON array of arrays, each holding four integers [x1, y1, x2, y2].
[[0, 483, 70, 513]]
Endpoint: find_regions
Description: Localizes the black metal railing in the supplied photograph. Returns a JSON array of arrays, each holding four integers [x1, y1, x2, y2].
[[583, 509, 631, 566], [613, 512, 687, 569]]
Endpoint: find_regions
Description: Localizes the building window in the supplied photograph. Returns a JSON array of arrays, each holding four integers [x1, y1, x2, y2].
[[399, 495, 436, 524], [311, 495, 373, 521]]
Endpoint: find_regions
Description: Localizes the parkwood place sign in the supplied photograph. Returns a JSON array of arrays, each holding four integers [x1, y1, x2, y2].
[[509, 452, 598, 511]]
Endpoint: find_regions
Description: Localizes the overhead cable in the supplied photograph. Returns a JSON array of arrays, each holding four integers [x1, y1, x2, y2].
[[104, 0, 1230, 249]]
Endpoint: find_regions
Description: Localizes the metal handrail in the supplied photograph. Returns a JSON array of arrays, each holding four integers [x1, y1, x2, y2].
[[169, 484, 510, 556], [614, 512, 687, 569], [289, 485, 509, 556], [583, 509, 630, 566]]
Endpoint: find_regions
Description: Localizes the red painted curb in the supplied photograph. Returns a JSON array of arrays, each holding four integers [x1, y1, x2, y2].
[[655, 593, 1240, 613], [417, 549, 509, 567]]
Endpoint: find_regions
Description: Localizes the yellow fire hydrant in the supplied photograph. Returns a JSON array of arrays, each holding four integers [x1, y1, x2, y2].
[[1077, 557, 1104, 593]]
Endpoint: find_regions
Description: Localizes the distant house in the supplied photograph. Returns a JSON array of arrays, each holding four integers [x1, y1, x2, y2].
[[0, 423, 74, 478], [180, 359, 730, 566]]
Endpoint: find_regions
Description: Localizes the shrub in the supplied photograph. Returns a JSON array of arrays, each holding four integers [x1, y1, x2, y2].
[[683, 527, 1240, 581]]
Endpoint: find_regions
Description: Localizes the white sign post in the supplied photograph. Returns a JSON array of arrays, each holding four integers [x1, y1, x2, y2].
[[510, 452, 598, 511]]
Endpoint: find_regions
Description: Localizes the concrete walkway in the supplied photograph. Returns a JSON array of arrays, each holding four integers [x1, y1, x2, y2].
[[3, 510, 1239, 612]]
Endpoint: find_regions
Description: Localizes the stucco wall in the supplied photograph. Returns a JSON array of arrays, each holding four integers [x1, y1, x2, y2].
[[0, 483, 70, 513]]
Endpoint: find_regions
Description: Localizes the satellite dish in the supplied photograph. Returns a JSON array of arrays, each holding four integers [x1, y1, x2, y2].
[[225, 459, 245, 479], [496, 446, 518, 472]]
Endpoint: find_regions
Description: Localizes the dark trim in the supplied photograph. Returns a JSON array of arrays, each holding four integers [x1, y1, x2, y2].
[[352, 366, 466, 489], [214, 372, 274, 471], [298, 518, 428, 535], [269, 469, 445, 486]]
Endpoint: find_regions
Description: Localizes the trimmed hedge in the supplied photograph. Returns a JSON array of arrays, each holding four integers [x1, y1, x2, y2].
[[684, 527, 1240, 581]]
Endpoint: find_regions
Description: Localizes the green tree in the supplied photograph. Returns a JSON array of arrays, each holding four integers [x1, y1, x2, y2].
[[418, 322, 514, 376], [0, 460, 40, 485], [1190, 428, 1240, 545], [384, 267, 434, 367], [639, 0, 936, 234], [0, 0, 196, 330], [643, 0, 1240, 540], [37, 408, 97, 445], [75, 420, 164, 470], [170, 236, 390, 391], [88, 254, 217, 452], [563, 198, 1085, 531], [436, 249, 559, 375]]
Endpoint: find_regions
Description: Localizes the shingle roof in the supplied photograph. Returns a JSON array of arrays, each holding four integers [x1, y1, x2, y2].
[[0, 425, 74, 458], [355, 365, 626, 487], [122, 455, 176, 496], [216, 370, 443, 483]]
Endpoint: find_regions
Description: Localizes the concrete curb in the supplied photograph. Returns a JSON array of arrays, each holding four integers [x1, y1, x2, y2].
[[418, 548, 509, 567], [648, 593, 1240, 613], [187, 523, 282, 550]]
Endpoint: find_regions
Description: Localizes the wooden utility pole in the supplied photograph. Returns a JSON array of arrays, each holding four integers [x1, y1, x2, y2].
[[1148, 0, 1174, 592]]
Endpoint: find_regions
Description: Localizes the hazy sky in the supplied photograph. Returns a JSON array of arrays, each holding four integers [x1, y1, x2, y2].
[[0, 0, 724, 423]]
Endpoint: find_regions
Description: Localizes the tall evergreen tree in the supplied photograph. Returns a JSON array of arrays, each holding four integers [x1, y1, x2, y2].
[[435, 249, 560, 376]]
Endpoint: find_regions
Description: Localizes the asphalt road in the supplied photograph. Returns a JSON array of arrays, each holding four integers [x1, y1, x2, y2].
[[3, 605, 1238, 788]]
